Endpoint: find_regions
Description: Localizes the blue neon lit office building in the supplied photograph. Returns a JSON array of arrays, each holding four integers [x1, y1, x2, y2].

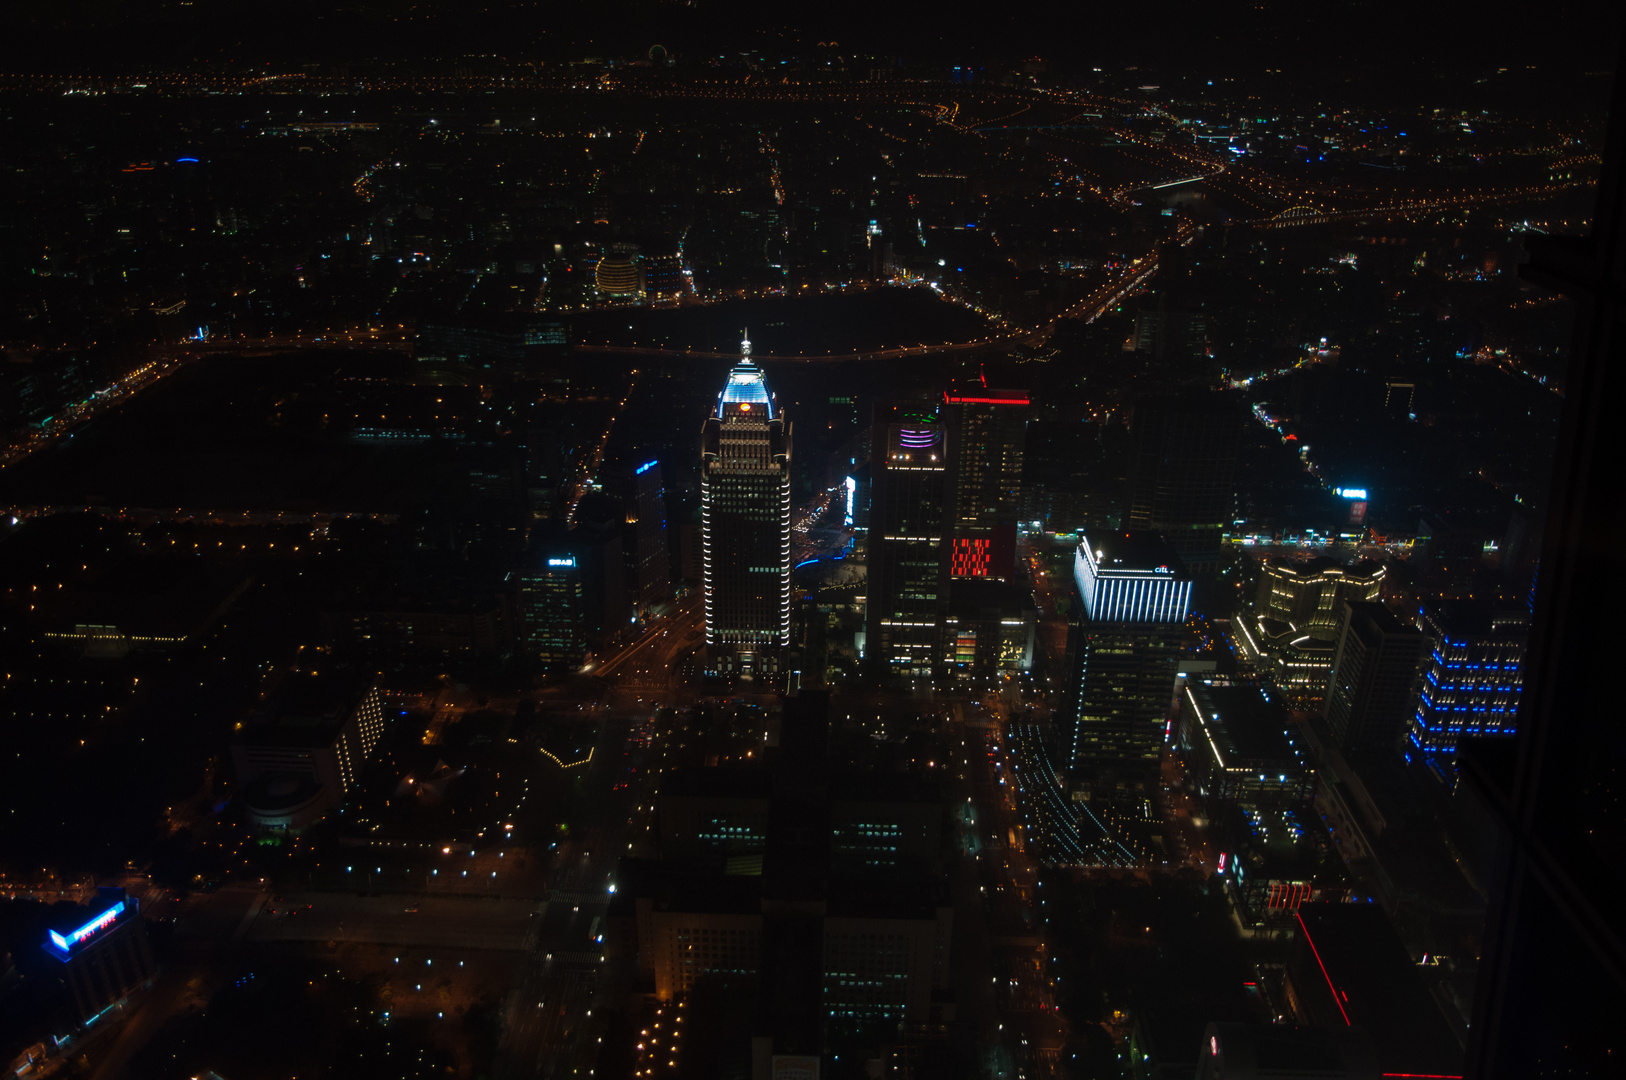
[[1059, 531, 1191, 809], [1409, 602, 1526, 778], [44, 887, 154, 1025]]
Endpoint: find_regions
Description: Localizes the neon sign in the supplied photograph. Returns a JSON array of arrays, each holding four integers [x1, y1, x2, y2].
[[547, 557, 575, 568], [48, 900, 124, 953], [1336, 488, 1368, 500], [636, 460, 657, 475], [951, 537, 992, 578]]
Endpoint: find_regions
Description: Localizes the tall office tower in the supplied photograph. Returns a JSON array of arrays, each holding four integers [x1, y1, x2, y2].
[[516, 541, 587, 671], [1322, 600, 1429, 768], [1059, 530, 1192, 810], [865, 403, 951, 677], [1125, 393, 1242, 578], [1409, 602, 1526, 779], [614, 458, 671, 618], [570, 495, 632, 644], [700, 337, 792, 677], [943, 386, 1027, 581], [1132, 302, 1211, 383], [523, 401, 580, 518]]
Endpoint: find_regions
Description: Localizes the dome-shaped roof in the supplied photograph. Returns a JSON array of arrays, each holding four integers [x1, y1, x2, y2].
[[595, 255, 644, 296]]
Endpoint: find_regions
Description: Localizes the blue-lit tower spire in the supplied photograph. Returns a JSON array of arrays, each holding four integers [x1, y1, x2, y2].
[[699, 334, 792, 677]]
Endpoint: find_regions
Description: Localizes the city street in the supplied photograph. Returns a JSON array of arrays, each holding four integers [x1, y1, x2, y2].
[[494, 712, 634, 1080], [949, 716, 1070, 1079], [244, 892, 543, 951], [87, 883, 268, 1080]]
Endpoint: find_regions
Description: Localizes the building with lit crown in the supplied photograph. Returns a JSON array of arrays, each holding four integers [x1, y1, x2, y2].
[[1234, 558, 1385, 706], [44, 886, 155, 1026], [943, 386, 1026, 582], [1059, 530, 1192, 811], [865, 403, 951, 677], [701, 337, 792, 676], [516, 542, 588, 671]]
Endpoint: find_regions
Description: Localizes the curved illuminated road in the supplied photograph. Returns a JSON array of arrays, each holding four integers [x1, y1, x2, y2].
[[570, 236, 1184, 364]]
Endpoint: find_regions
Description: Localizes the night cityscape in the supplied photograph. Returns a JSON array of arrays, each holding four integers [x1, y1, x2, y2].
[[1, 2, 1622, 1079]]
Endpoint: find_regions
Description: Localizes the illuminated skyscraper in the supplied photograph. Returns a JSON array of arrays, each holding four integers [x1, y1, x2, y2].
[[517, 541, 587, 671], [865, 402, 951, 677], [1409, 602, 1525, 779], [1234, 558, 1386, 706], [944, 386, 1026, 581], [700, 336, 792, 677], [1059, 530, 1191, 810], [44, 887, 154, 1025]]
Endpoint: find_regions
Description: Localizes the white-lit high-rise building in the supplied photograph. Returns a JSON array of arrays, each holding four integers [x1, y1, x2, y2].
[[1059, 530, 1192, 811], [700, 336, 792, 677]]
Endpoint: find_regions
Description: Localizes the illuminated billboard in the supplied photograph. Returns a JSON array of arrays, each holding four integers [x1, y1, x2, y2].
[[46, 899, 125, 956], [951, 536, 992, 578]]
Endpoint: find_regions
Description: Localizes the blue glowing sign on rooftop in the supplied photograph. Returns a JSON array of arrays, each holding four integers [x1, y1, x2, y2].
[[547, 557, 576, 568], [1336, 487, 1368, 500], [636, 460, 658, 475], [718, 360, 773, 418], [47, 900, 125, 955]]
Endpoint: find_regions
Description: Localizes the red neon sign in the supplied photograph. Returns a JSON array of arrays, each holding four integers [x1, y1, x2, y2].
[[943, 392, 1030, 406], [951, 537, 992, 578]]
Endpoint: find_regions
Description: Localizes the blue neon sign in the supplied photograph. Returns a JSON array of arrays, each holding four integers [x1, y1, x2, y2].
[[1336, 487, 1368, 500], [48, 900, 124, 953], [636, 460, 657, 475]]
